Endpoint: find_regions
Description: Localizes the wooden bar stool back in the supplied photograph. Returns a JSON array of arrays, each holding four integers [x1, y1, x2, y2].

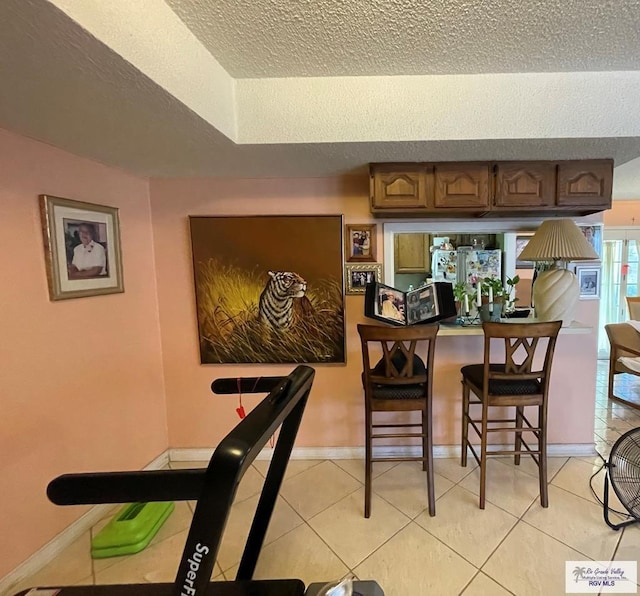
[[626, 296, 640, 320], [461, 320, 561, 509], [605, 322, 640, 410], [357, 323, 439, 518]]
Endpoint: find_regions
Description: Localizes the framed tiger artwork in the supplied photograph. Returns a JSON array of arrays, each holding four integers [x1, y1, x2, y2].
[[189, 215, 346, 364]]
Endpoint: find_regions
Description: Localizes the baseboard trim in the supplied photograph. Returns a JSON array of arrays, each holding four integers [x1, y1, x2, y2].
[[0, 450, 170, 596], [169, 443, 597, 462], [3, 441, 595, 593]]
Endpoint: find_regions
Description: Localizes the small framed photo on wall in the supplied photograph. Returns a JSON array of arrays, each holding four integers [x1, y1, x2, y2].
[[576, 265, 601, 299], [515, 234, 534, 269], [345, 224, 377, 263], [577, 224, 603, 260], [345, 263, 382, 295]]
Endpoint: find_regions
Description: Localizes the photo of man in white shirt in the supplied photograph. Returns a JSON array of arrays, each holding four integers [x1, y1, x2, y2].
[[67, 222, 107, 279]]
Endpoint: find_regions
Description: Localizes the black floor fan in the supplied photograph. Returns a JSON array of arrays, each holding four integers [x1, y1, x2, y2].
[[604, 427, 640, 530]]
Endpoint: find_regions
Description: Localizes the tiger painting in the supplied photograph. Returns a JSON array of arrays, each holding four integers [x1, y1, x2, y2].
[[258, 271, 308, 330]]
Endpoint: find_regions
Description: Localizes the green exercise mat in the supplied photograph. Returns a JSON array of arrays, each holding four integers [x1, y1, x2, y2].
[[91, 501, 175, 558]]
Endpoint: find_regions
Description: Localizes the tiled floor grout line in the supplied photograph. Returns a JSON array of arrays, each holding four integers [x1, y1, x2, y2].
[[550, 471, 615, 509], [304, 520, 353, 579], [344, 519, 415, 574], [217, 514, 304, 576], [475, 517, 522, 582], [332, 459, 401, 484], [453, 474, 539, 520], [300, 508, 410, 576], [420, 460, 556, 578], [300, 465, 485, 575], [470, 460, 564, 585], [414, 501, 516, 574], [460, 569, 516, 596], [364, 468, 453, 521], [455, 569, 480, 595], [519, 516, 622, 564]]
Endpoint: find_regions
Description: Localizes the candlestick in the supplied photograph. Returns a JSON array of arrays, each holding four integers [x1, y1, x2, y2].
[[464, 294, 469, 315]]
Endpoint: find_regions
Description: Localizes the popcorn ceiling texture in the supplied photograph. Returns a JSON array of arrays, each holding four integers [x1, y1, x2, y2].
[[1, 0, 640, 183], [166, 0, 640, 78]]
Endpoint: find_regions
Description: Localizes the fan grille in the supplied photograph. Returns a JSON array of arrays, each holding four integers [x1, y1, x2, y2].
[[609, 427, 640, 519]]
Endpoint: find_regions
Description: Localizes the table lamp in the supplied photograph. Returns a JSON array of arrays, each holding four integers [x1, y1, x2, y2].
[[518, 219, 598, 325]]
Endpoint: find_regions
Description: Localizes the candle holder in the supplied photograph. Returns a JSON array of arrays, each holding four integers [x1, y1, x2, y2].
[[457, 305, 481, 326], [459, 312, 481, 326]]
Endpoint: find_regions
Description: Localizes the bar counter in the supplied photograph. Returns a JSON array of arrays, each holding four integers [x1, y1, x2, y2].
[[437, 320, 592, 336], [426, 320, 596, 456]]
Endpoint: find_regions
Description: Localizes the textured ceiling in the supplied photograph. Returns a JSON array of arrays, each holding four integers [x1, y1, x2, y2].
[[166, 0, 640, 78], [0, 0, 639, 192]]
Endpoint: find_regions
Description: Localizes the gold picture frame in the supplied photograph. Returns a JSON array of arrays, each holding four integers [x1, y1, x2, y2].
[[345, 223, 377, 263], [189, 215, 345, 364], [345, 263, 383, 295], [39, 195, 124, 301]]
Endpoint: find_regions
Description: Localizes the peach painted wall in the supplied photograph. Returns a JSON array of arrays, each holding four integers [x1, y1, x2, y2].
[[150, 177, 372, 450], [604, 200, 640, 226], [151, 178, 599, 451], [0, 129, 167, 578]]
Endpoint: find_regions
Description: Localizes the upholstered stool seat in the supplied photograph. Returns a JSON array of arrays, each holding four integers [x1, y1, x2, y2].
[[461, 364, 542, 396], [370, 384, 426, 400]]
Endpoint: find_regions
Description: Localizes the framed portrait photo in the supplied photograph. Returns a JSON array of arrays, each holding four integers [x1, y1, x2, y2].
[[577, 224, 603, 260], [39, 195, 124, 301], [576, 265, 600, 300], [345, 263, 382, 295], [515, 234, 534, 269], [345, 223, 377, 263]]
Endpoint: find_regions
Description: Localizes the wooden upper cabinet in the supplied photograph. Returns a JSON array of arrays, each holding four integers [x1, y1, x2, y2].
[[370, 164, 430, 210], [369, 160, 613, 217], [556, 160, 613, 208], [434, 163, 490, 209], [494, 162, 556, 207], [394, 233, 430, 274]]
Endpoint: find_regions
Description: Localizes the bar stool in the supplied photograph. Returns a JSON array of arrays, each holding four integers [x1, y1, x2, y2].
[[605, 322, 640, 410], [626, 296, 640, 320], [358, 323, 439, 518], [460, 321, 561, 509]]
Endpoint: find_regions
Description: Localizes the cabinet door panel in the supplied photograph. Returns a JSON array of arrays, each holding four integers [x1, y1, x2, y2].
[[370, 165, 430, 210], [434, 164, 489, 208], [557, 160, 613, 207], [495, 162, 555, 207], [394, 233, 430, 274]]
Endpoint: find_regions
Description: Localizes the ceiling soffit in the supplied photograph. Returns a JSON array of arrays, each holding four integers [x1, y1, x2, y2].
[[0, 0, 638, 188]]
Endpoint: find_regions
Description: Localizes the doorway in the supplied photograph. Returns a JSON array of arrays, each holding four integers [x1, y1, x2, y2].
[[598, 228, 640, 359]]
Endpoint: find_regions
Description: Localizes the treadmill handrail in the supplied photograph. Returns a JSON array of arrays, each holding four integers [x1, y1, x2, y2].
[[45, 365, 315, 596]]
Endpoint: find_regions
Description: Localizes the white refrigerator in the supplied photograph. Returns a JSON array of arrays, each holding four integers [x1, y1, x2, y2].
[[432, 247, 502, 286]]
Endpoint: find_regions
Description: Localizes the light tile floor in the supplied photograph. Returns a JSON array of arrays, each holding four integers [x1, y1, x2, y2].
[[7, 362, 640, 596]]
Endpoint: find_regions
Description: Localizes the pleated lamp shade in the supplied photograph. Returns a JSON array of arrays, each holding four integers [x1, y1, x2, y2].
[[518, 219, 598, 262], [518, 219, 599, 326]]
